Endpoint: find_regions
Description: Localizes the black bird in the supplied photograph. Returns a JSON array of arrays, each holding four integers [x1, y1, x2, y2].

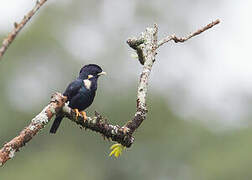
[[50, 64, 106, 134]]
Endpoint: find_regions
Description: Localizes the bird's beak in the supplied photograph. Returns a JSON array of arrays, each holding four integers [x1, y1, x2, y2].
[[98, 71, 107, 76]]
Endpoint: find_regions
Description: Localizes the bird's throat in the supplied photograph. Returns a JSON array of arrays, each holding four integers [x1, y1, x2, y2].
[[83, 79, 92, 90]]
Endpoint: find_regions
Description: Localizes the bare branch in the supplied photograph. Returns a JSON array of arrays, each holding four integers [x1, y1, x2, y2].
[[158, 19, 220, 48], [0, 0, 48, 60]]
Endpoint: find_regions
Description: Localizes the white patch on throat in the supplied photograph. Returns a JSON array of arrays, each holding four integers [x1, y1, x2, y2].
[[83, 79, 92, 90]]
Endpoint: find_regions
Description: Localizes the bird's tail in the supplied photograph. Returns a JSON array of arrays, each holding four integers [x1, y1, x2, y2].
[[50, 114, 64, 134]]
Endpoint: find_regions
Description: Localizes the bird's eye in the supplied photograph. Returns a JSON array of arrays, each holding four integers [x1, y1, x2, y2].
[[88, 75, 94, 79]]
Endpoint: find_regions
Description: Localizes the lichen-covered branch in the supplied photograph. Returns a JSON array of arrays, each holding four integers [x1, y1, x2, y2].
[[0, 0, 48, 60], [0, 19, 220, 165], [63, 106, 134, 148], [0, 93, 134, 166], [124, 25, 158, 134], [0, 92, 66, 166], [124, 20, 220, 136]]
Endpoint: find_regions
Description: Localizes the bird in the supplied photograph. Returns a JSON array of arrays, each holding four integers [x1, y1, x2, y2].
[[50, 64, 106, 134]]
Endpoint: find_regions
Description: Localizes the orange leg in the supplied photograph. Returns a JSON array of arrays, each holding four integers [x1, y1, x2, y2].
[[80, 111, 87, 122], [74, 109, 81, 120], [122, 127, 130, 134]]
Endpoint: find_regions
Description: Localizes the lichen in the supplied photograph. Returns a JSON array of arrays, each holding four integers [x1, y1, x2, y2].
[[31, 105, 49, 125], [29, 124, 36, 131], [114, 128, 118, 134], [49, 106, 56, 114], [86, 117, 92, 123], [9, 148, 15, 159], [135, 111, 142, 116], [62, 102, 71, 114], [90, 117, 96, 124]]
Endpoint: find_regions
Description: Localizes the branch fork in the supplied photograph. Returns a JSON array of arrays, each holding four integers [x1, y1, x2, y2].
[[0, 9, 220, 165]]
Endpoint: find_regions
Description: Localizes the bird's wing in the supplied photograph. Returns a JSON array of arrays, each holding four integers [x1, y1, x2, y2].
[[63, 79, 82, 100]]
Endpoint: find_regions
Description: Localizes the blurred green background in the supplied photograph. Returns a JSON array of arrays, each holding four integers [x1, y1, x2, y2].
[[1, 0, 252, 180]]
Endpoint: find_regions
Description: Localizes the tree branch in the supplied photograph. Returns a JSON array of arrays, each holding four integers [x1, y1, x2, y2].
[[0, 0, 48, 60], [0, 92, 66, 166], [157, 19, 220, 48], [124, 24, 158, 133], [0, 93, 135, 166], [0, 19, 220, 166]]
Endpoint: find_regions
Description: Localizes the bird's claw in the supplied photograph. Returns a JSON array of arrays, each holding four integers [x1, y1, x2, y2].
[[122, 127, 130, 134], [80, 111, 87, 122], [109, 143, 126, 158], [74, 109, 80, 120], [74, 109, 87, 122]]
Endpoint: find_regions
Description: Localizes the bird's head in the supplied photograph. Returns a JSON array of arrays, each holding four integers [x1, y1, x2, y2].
[[79, 64, 106, 80]]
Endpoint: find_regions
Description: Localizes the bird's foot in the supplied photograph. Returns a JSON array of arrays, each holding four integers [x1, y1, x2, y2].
[[74, 109, 81, 120], [109, 143, 126, 158], [122, 127, 130, 134], [80, 111, 87, 122]]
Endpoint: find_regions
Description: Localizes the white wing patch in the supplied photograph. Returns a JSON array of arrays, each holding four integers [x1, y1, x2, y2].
[[83, 79, 92, 90]]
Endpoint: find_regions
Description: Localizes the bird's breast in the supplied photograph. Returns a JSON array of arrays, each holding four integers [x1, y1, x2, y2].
[[68, 88, 96, 111]]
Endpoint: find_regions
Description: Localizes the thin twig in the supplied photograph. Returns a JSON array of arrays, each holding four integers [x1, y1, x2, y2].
[[157, 19, 220, 48], [0, 0, 48, 60]]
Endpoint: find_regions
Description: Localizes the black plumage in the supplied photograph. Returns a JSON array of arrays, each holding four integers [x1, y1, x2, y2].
[[50, 64, 106, 134]]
